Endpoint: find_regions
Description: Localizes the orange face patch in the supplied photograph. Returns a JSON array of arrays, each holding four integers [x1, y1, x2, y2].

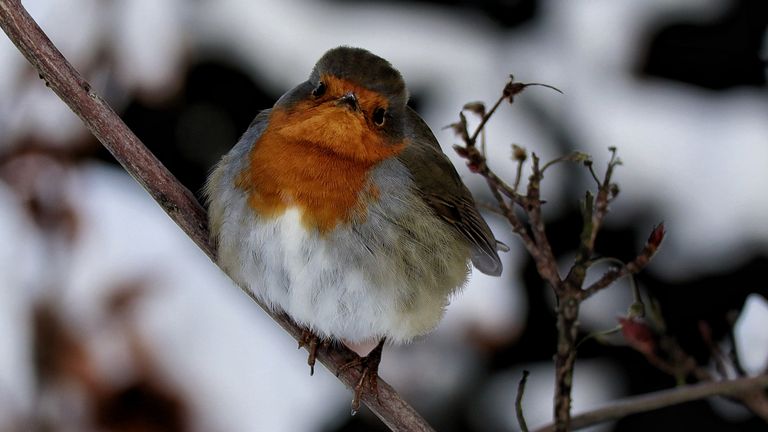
[[321, 74, 390, 114], [272, 74, 395, 162], [237, 80, 405, 233]]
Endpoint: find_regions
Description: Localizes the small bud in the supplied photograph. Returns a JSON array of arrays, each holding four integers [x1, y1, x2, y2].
[[462, 101, 486, 117], [618, 316, 656, 356], [503, 81, 527, 103], [512, 144, 527, 161], [453, 144, 469, 158], [583, 159, 593, 168], [609, 183, 620, 198], [628, 301, 645, 318], [647, 223, 665, 250], [698, 320, 713, 345], [443, 122, 464, 137], [570, 152, 591, 163], [502, 75, 563, 103]]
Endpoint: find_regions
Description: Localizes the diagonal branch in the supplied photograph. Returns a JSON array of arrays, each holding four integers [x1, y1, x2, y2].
[[0, 1, 433, 430]]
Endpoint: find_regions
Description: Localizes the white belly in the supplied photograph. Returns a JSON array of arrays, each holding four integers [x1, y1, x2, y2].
[[208, 146, 471, 344], [218, 206, 458, 343]]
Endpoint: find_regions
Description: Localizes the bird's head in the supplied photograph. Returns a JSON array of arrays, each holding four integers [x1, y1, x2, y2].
[[270, 46, 409, 163]]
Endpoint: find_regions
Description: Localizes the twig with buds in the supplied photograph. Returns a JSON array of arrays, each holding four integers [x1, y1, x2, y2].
[[450, 76, 663, 432], [453, 75, 768, 431]]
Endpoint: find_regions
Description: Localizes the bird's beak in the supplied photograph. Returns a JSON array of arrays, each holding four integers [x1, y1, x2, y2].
[[336, 92, 359, 111]]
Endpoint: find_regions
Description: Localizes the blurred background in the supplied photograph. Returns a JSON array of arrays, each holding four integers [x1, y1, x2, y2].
[[0, 0, 767, 431]]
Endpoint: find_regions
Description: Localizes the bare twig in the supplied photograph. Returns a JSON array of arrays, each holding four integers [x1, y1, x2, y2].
[[525, 153, 562, 290], [580, 223, 665, 299], [553, 296, 579, 431], [539, 152, 590, 174], [534, 374, 768, 432], [467, 94, 505, 147], [0, 1, 433, 430], [516, 370, 531, 432], [565, 149, 622, 292], [455, 54, 761, 432]]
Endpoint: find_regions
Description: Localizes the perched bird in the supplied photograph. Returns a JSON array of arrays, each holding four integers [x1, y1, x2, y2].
[[205, 46, 502, 409]]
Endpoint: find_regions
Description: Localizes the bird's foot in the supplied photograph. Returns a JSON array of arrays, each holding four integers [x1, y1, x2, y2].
[[298, 329, 326, 376], [337, 339, 385, 415]]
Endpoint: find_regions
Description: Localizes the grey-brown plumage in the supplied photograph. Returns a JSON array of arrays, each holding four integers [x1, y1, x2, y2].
[[311, 46, 408, 109], [399, 107, 502, 276]]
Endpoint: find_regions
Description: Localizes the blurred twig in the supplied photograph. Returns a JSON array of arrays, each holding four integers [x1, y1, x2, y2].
[[0, 1, 434, 431], [533, 373, 768, 432], [516, 370, 530, 432], [619, 304, 768, 421]]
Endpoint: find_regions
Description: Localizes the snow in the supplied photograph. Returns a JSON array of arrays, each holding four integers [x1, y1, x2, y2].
[[0, 184, 38, 426], [734, 294, 768, 376], [64, 164, 350, 431], [471, 359, 625, 432]]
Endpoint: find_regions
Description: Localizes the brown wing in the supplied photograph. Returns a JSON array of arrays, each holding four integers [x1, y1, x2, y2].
[[397, 107, 502, 276]]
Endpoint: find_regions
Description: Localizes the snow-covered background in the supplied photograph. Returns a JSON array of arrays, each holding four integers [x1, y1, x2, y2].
[[0, 0, 766, 431]]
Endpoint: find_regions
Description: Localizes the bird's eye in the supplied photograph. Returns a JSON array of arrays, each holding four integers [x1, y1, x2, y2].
[[312, 82, 326, 98], [373, 107, 386, 126]]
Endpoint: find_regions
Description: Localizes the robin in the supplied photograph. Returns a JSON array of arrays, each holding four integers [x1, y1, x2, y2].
[[205, 46, 503, 410]]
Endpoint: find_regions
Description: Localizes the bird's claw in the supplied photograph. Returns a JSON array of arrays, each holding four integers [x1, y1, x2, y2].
[[298, 329, 324, 376], [350, 359, 379, 415], [338, 339, 385, 415]]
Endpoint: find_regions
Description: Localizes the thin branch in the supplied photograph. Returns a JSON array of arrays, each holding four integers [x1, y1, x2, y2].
[[580, 223, 665, 299], [516, 370, 531, 432], [485, 179, 539, 258], [525, 153, 562, 290], [553, 295, 580, 432], [540, 152, 590, 174], [534, 374, 768, 432], [587, 149, 621, 249], [511, 145, 526, 193], [467, 94, 505, 146], [565, 152, 621, 291], [0, 1, 434, 430], [463, 75, 562, 148], [452, 142, 526, 207], [584, 161, 601, 187]]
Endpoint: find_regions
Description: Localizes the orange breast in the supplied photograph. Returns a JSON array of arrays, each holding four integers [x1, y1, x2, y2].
[[237, 105, 404, 233]]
